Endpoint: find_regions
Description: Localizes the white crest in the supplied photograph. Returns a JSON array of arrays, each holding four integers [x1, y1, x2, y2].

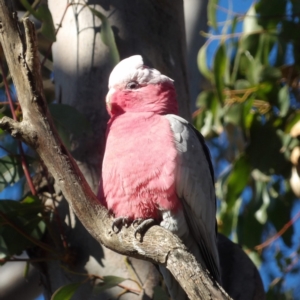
[[108, 55, 173, 88]]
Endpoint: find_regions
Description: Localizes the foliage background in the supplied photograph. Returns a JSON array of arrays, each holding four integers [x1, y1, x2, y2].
[[196, 0, 300, 299], [0, 0, 299, 299]]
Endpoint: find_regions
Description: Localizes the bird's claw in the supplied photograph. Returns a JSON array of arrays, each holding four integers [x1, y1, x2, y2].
[[112, 217, 130, 233], [132, 218, 143, 227], [133, 218, 155, 241]]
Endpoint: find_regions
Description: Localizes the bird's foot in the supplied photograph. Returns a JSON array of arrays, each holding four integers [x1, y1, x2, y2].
[[112, 217, 130, 233], [132, 218, 156, 241]]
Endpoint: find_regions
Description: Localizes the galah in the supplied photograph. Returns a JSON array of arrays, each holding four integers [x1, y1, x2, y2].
[[98, 55, 221, 299]]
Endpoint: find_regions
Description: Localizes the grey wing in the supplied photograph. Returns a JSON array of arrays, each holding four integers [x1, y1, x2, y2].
[[165, 114, 221, 283]]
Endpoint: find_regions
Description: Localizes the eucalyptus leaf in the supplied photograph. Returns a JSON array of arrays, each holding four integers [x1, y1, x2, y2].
[[240, 33, 260, 56], [0, 155, 23, 191], [234, 79, 251, 90], [197, 44, 212, 80], [224, 103, 243, 126], [278, 85, 290, 117], [20, 1, 56, 42], [255, 184, 270, 224], [267, 188, 295, 247], [213, 44, 227, 104], [0, 199, 46, 257], [51, 283, 82, 300], [89, 7, 120, 66], [207, 0, 219, 29], [259, 66, 282, 82], [285, 112, 300, 134], [237, 204, 264, 248], [225, 155, 251, 209], [94, 276, 126, 293], [36, 4, 56, 42]]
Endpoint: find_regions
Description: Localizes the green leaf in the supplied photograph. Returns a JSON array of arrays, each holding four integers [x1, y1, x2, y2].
[[0, 155, 23, 191], [278, 85, 290, 117], [285, 112, 300, 134], [36, 4, 56, 42], [219, 197, 242, 237], [20, 0, 36, 16], [20, 1, 56, 42], [243, 96, 255, 130], [231, 16, 238, 35], [89, 7, 120, 66], [0, 113, 5, 135], [213, 43, 227, 104], [195, 91, 219, 137], [237, 201, 264, 248], [225, 155, 251, 209], [259, 66, 282, 82], [240, 33, 260, 58], [207, 0, 219, 29], [22, 195, 40, 205], [234, 79, 251, 90], [197, 44, 212, 80], [238, 54, 253, 81], [196, 91, 215, 108], [24, 261, 30, 278], [254, 184, 270, 224], [224, 103, 243, 126], [267, 187, 295, 247], [0, 200, 46, 257], [94, 276, 125, 293], [51, 283, 82, 300], [243, 5, 262, 34]]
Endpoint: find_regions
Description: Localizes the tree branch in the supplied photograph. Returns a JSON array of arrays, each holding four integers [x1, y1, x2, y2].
[[0, 1, 230, 299]]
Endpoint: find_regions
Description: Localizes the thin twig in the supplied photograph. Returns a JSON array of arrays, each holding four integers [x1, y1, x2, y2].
[[0, 210, 57, 254], [0, 256, 55, 263], [255, 210, 300, 251], [60, 264, 142, 295], [0, 56, 36, 195]]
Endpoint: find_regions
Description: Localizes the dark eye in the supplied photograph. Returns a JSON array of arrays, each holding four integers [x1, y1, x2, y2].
[[126, 81, 139, 89]]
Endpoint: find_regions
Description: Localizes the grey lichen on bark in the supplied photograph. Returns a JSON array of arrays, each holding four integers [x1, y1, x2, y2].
[[0, 1, 231, 299]]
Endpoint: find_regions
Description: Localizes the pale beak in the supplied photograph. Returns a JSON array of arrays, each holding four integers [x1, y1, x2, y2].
[[106, 88, 114, 111], [106, 94, 111, 111]]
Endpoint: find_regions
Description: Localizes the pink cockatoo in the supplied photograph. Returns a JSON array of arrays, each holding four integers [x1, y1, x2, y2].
[[98, 55, 221, 299]]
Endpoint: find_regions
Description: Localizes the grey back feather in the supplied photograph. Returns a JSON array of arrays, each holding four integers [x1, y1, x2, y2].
[[165, 114, 221, 283]]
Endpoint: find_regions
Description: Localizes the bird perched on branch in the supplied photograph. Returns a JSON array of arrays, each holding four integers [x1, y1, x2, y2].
[[98, 55, 221, 299]]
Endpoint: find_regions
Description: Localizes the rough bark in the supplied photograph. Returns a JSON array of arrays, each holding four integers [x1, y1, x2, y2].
[[0, 1, 231, 300]]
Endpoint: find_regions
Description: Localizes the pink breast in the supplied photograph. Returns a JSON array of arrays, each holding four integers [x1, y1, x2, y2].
[[100, 112, 180, 220]]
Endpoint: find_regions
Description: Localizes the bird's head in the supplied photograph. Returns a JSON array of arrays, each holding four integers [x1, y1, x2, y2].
[[106, 55, 178, 116]]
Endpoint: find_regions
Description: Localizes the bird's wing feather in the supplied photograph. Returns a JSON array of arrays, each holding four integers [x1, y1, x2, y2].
[[165, 114, 221, 282]]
